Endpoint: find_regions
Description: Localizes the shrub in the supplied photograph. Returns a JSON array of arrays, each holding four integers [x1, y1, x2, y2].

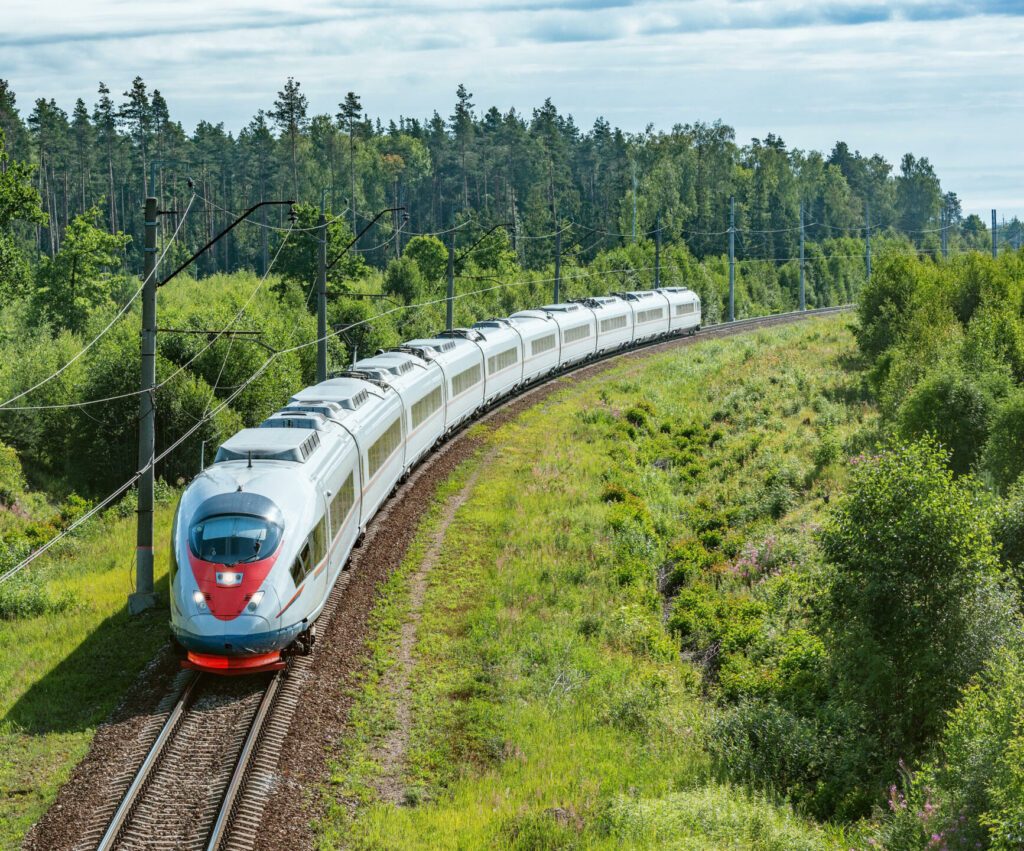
[[993, 479, 1024, 596], [624, 406, 649, 429], [821, 440, 1014, 773], [709, 700, 830, 811], [0, 576, 76, 620], [855, 253, 923, 360], [668, 585, 765, 655], [603, 604, 675, 661], [879, 639, 1024, 851], [601, 669, 669, 732], [0, 438, 25, 504], [897, 367, 994, 475], [982, 388, 1024, 493], [660, 537, 714, 594]]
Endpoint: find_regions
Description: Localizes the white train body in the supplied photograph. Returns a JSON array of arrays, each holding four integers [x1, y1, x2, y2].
[[170, 285, 700, 673]]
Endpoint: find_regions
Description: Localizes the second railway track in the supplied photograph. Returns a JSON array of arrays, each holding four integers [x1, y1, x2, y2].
[[66, 306, 849, 851]]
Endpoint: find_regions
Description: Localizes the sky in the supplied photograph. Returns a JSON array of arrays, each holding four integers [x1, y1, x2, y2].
[[4, 0, 1024, 219]]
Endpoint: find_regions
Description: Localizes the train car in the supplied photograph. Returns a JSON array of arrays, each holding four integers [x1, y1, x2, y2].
[[401, 337, 485, 435], [290, 378, 406, 523], [657, 287, 701, 334], [585, 295, 634, 353], [617, 290, 671, 341], [513, 303, 597, 368], [503, 311, 561, 383], [351, 351, 445, 468], [460, 320, 525, 404], [170, 422, 361, 673]]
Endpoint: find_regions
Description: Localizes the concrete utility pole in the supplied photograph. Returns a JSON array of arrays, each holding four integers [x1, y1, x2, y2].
[[631, 160, 638, 243], [799, 204, 806, 311], [554, 223, 562, 303], [865, 201, 872, 283], [316, 192, 328, 382], [129, 196, 159, 615], [992, 209, 998, 259], [728, 195, 735, 322], [446, 231, 455, 331], [654, 213, 661, 290]]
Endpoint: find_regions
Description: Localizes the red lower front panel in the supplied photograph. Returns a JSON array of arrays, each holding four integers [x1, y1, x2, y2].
[[183, 650, 286, 675]]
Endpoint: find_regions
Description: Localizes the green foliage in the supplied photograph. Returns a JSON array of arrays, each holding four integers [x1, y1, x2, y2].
[[32, 206, 131, 332], [381, 255, 425, 304], [273, 201, 366, 291], [0, 438, 25, 504], [821, 440, 1013, 773], [992, 478, 1024, 593], [0, 574, 76, 620], [0, 128, 46, 231], [897, 366, 994, 474], [982, 388, 1024, 493], [855, 252, 924, 360], [879, 639, 1024, 851], [401, 234, 448, 285]]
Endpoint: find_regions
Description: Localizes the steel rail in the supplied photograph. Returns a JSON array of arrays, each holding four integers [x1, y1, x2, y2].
[[205, 671, 283, 851], [95, 672, 203, 851]]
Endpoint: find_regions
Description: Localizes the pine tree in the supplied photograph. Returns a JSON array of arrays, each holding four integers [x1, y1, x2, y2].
[[271, 77, 308, 198], [450, 84, 474, 210], [337, 91, 362, 237]]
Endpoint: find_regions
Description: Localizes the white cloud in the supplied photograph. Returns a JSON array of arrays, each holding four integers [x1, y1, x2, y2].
[[5, 1, 1024, 216]]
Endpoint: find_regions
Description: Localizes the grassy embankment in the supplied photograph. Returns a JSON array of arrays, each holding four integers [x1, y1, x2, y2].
[[0, 500, 176, 849], [321, 315, 875, 849]]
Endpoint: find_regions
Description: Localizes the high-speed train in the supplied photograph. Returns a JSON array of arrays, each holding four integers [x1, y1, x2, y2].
[[170, 287, 700, 673]]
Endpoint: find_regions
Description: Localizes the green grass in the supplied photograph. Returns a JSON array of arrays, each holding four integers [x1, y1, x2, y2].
[[0, 499, 177, 849], [320, 316, 872, 849]]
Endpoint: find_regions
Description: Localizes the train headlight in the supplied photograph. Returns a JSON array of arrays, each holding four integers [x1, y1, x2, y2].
[[192, 590, 207, 611], [246, 591, 265, 613]]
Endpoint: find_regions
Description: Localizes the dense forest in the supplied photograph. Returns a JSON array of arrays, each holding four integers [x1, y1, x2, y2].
[[3, 75, 1022, 280]]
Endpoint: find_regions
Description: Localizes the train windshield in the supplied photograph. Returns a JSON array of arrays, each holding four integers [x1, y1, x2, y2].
[[188, 514, 282, 565]]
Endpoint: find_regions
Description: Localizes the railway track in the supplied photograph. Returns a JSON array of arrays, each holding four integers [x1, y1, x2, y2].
[[75, 305, 849, 851]]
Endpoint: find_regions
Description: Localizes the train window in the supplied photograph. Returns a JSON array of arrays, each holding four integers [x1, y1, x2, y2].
[[487, 347, 518, 374], [330, 472, 356, 531], [451, 363, 481, 396], [411, 386, 443, 428], [189, 514, 283, 565], [290, 538, 312, 586], [563, 324, 591, 343], [600, 315, 628, 333], [676, 302, 695, 315], [531, 334, 556, 356], [368, 417, 402, 478], [635, 307, 664, 323], [312, 516, 328, 566]]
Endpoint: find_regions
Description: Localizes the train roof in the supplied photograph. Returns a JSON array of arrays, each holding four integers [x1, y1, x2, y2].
[[400, 337, 475, 361], [216, 428, 323, 464], [508, 309, 553, 321], [354, 351, 426, 375], [291, 377, 383, 410], [584, 295, 626, 307], [260, 411, 329, 430], [540, 302, 586, 313]]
